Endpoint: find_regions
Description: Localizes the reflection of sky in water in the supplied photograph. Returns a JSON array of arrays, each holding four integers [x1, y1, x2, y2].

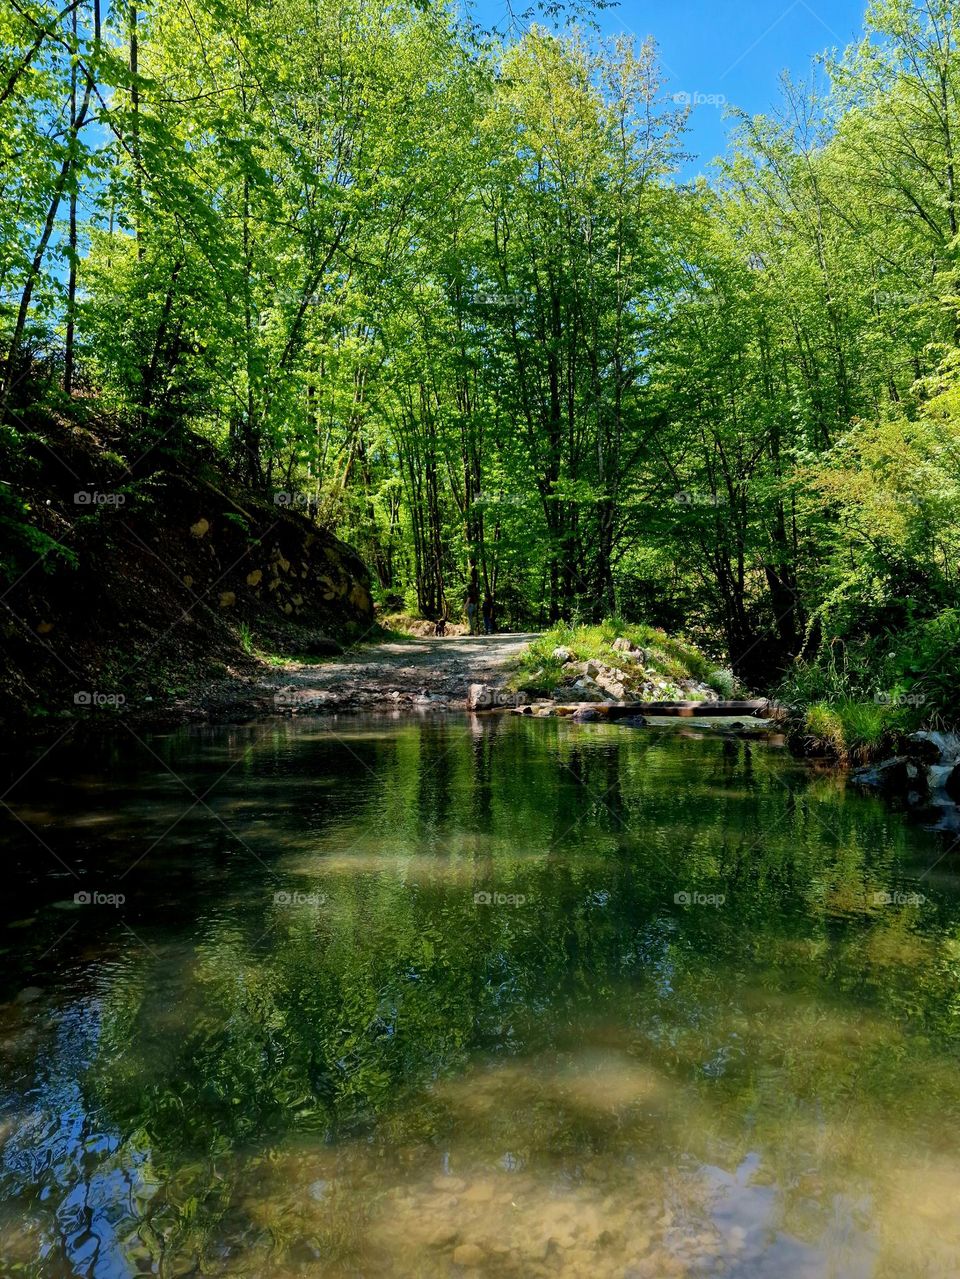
[[1, 1002, 157, 1278], [697, 1152, 878, 1279], [0, 716, 959, 1275]]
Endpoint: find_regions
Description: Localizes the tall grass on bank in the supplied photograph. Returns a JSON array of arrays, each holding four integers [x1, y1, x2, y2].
[[801, 699, 908, 763]]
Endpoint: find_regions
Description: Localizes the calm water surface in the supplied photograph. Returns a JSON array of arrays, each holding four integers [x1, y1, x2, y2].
[[1, 715, 960, 1277]]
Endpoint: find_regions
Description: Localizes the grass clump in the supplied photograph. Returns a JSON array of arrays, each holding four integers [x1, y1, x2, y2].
[[508, 618, 733, 696], [802, 698, 906, 763]]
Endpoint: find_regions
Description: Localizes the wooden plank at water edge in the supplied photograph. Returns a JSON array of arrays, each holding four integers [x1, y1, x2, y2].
[[598, 699, 770, 720]]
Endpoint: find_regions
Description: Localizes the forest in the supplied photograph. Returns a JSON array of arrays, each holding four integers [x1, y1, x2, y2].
[[3, 0, 960, 710], [9, 6, 960, 1275]]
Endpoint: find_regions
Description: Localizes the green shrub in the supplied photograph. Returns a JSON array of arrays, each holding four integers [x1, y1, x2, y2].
[[707, 667, 737, 698], [802, 698, 905, 762]]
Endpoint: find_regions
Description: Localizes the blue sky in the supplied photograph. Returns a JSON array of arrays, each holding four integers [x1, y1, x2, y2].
[[469, 0, 869, 176]]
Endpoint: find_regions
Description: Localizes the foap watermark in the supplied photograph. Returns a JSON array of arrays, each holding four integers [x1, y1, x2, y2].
[[878, 492, 926, 510], [673, 90, 726, 108], [872, 889, 925, 907], [874, 692, 926, 707], [273, 490, 320, 512], [475, 490, 526, 509], [469, 688, 535, 710], [673, 490, 724, 507], [275, 288, 326, 307], [274, 889, 327, 907], [675, 890, 726, 908], [474, 890, 527, 907], [469, 291, 526, 309], [74, 890, 125, 907], [674, 289, 723, 309], [491, 690, 534, 707], [873, 290, 925, 307], [74, 489, 126, 506], [74, 691, 126, 708]]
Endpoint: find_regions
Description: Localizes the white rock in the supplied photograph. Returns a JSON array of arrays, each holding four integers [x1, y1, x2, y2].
[[594, 675, 627, 700], [467, 684, 495, 710]]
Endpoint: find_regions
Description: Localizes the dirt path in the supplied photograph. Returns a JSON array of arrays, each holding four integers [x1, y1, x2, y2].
[[265, 633, 537, 713]]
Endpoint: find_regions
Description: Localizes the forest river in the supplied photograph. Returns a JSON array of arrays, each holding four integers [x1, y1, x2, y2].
[[1, 715, 960, 1277]]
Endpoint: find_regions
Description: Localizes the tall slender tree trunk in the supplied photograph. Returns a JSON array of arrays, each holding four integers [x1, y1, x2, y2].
[[2, 65, 92, 411], [129, 2, 142, 257], [63, 2, 80, 395]]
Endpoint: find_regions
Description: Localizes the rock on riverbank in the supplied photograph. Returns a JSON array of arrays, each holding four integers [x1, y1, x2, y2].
[[851, 731, 960, 828], [467, 635, 732, 722]]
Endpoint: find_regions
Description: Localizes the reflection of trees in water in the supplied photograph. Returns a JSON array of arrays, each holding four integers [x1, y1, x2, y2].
[[3, 721, 960, 1274]]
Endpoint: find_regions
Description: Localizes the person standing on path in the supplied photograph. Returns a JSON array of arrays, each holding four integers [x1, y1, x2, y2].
[[482, 594, 495, 635], [465, 587, 479, 635]]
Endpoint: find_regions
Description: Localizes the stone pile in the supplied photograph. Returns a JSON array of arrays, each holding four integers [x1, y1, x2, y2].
[[468, 637, 716, 719]]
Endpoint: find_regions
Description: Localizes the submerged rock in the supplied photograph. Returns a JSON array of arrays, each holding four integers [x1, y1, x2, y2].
[[452, 1242, 485, 1266], [851, 757, 911, 794], [432, 1176, 466, 1193], [428, 1225, 460, 1248]]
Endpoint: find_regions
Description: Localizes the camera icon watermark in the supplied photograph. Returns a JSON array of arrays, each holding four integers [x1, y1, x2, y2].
[[474, 890, 527, 907], [674, 890, 726, 907], [673, 490, 723, 507], [74, 691, 126, 708], [674, 289, 723, 309], [470, 291, 525, 309], [273, 890, 326, 906], [872, 889, 925, 906], [73, 490, 126, 506], [475, 490, 526, 509], [74, 890, 125, 906], [873, 290, 923, 306], [273, 491, 319, 511], [672, 90, 726, 108], [873, 691, 926, 707]]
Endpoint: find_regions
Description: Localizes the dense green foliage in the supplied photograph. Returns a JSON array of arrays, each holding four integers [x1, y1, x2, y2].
[[4, 0, 960, 707]]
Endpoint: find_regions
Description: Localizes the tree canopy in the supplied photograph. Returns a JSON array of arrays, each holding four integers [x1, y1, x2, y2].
[[4, 0, 960, 699]]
